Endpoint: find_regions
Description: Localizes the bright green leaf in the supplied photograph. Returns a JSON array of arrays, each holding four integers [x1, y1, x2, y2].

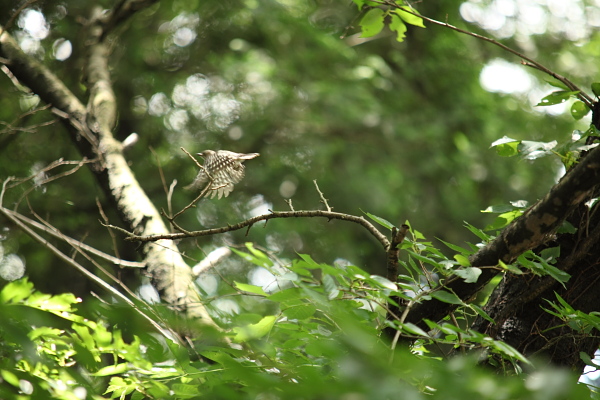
[[359, 8, 385, 38], [453, 254, 471, 267], [1, 370, 20, 387], [494, 141, 519, 157], [396, 6, 425, 28], [389, 14, 407, 42], [93, 363, 129, 376], [234, 282, 267, 296], [233, 315, 277, 342]]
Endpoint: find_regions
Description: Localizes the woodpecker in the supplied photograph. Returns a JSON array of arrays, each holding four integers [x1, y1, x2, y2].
[[185, 150, 260, 199]]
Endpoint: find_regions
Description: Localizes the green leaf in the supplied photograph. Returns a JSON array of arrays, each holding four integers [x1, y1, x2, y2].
[[396, 6, 425, 28], [93, 363, 129, 376], [592, 82, 600, 97], [283, 304, 316, 320], [233, 315, 277, 341], [482, 201, 528, 213], [323, 274, 340, 300], [453, 254, 471, 267], [539, 246, 560, 262], [463, 222, 492, 242], [570, 101, 589, 120], [545, 79, 569, 90], [268, 287, 304, 303], [369, 275, 398, 290], [438, 239, 472, 256], [359, 8, 385, 38], [536, 90, 579, 106], [400, 322, 430, 337], [454, 267, 481, 283], [471, 304, 494, 323], [431, 290, 463, 305], [389, 14, 407, 42], [484, 210, 523, 231], [557, 220, 577, 234], [364, 211, 395, 229], [1, 370, 20, 387], [518, 140, 557, 159], [0, 278, 34, 304], [234, 282, 267, 296], [580, 351, 598, 367], [490, 136, 520, 157]]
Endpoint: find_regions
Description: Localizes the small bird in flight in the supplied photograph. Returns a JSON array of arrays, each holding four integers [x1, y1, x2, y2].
[[185, 150, 260, 199]]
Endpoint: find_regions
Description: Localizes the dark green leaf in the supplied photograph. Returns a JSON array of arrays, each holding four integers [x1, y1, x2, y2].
[[431, 290, 463, 305], [592, 82, 600, 97], [364, 211, 395, 229]]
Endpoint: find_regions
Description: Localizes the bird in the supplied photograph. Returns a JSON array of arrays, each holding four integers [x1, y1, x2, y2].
[[184, 150, 260, 199]]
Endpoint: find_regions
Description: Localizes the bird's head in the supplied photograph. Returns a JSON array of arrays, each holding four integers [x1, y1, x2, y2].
[[197, 150, 215, 158]]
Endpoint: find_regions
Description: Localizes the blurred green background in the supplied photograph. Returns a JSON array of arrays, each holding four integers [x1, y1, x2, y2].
[[0, 0, 596, 292]]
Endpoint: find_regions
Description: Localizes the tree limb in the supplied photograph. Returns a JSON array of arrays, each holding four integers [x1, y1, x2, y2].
[[405, 143, 600, 327], [120, 209, 392, 250]]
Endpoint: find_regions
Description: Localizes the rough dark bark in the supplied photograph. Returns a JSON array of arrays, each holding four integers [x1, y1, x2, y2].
[[405, 140, 600, 330], [471, 190, 600, 370]]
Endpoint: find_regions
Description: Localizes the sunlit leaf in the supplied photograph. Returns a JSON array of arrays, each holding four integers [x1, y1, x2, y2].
[[234, 282, 267, 296], [233, 315, 277, 341], [93, 363, 129, 376], [389, 14, 407, 42], [396, 6, 425, 28], [454, 267, 481, 283], [490, 136, 519, 157], [518, 140, 557, 160], [570, 101, 589, 120], [536, 90, 579, 106], [359, 8, 385, 38]]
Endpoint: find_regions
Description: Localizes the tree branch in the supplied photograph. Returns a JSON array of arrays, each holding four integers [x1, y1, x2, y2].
[[0, 6, 219, 327], [405, 143, 600, 327], [121, 209, 392, 250]]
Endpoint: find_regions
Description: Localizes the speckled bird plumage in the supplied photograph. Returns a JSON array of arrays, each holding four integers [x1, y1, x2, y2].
[[185, 150, 260, 199]]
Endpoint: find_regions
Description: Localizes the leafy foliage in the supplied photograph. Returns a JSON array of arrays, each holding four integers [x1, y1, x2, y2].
[[0, 261, 592, 399]]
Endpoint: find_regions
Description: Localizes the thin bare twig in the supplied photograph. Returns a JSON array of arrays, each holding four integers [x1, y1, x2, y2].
[[5, 206, 144, 268], [285, 199, 295, 211], [313, 180, 332, 212]]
